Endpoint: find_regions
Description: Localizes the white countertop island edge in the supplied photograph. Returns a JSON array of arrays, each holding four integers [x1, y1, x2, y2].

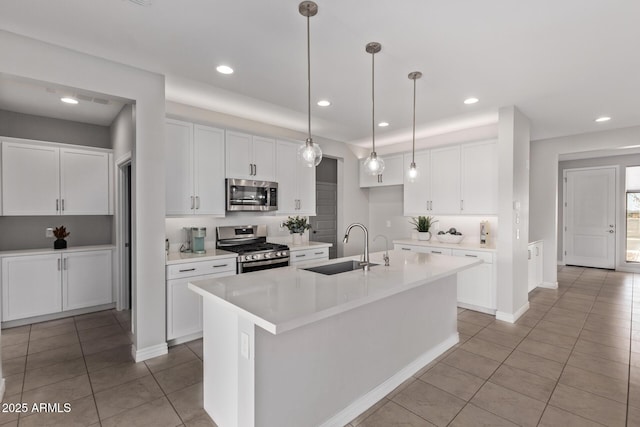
[[189, 250, 481, 335]]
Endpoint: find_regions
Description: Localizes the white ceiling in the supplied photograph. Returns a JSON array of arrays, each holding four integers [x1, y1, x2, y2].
[[1, 0, 639, 146]]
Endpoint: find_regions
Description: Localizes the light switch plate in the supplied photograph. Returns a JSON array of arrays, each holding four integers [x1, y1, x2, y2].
[[46, 228, 54, 238], [240, 332, 250, 359]]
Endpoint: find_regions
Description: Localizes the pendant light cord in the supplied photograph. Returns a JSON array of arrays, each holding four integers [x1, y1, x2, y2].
[[306, 13, 312, 142], [371, 51, 376, 153], [412, 77, 416, 164]]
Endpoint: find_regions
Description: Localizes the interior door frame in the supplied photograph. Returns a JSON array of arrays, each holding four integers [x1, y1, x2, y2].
[[562, 165, 618, 268], [115, 152, 132, 313]]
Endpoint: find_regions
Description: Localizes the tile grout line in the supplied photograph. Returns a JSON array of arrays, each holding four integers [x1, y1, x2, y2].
[[74, 312, 104, 427], [625, 272, 636, 427]]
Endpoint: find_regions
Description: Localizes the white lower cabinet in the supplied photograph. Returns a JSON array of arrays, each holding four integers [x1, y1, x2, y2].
[[1, 248, 114, 322], [393, 244, 451, 256], [166, 258, 236, 342], [452, 249, 496, 314], [528, 241, 544, 292], [289, 247, 329, 265]]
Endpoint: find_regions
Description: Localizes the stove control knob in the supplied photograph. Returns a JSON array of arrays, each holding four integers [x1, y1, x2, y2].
[[245, 255, 253, 261], [264, 253, 271, 258], [275, 252, 282, 257]]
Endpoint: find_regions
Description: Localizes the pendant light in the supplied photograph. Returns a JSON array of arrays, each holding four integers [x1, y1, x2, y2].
[[298, 1, 322, 167], [407, 71, 422, 182], [363, 42, 385, 175]]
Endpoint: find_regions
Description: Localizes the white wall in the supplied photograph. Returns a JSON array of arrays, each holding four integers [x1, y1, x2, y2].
[[496, 106, 530, 321], [165, 101, 371, 257], [531, 125, 640, 286], [0, 30, 168, 360]]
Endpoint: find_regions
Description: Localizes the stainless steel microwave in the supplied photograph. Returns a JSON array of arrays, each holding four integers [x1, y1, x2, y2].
[[226, 179, 278, 211]]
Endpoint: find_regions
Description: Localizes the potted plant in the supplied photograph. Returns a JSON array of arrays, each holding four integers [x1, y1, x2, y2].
[[283, 216, 311, 245], [53, 226, 70, 249], [410, 216, 437, 241]]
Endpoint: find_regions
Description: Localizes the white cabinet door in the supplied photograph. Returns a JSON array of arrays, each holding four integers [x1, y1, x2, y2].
[[289, 247, 329, 265], [225, 131, 253, 179], [167, 277, 202, 340], [360, 154, 403, 187], [296, 157, 316, 215], [403, 151, 431, 215], [276, 141, 298, 213], [2, 254, 62, 321], [430, 146, 461, 214], [535, 242, 544, 287], [457, 262, 495, 311], [165, 120, 194, 215], [193, 125, 225, 215], [62, 250, 113, 311], [528, 244, 537, 292], [2, 142, 60, 215], [461, 140, 497, 214], [252, 136, 276, 181], [60, 148, 110, 215]]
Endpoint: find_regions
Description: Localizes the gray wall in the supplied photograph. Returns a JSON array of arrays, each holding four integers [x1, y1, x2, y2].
[[0, 109, 111, 148], [0, 109, 115, 251]]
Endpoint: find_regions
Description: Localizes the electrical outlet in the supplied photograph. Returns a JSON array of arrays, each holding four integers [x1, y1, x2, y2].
[[46, 228, 54, 238]]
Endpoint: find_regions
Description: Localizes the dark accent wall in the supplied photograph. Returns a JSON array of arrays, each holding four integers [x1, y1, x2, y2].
[[316, 157, 338, 184], [0, 109, 111, 148]]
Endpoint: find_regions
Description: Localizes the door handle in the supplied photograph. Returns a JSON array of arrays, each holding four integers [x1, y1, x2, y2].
[[608, 230, 615, 233]]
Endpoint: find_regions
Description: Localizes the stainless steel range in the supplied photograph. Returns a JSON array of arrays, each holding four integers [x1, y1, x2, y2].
[[216, 225, 290, 274]]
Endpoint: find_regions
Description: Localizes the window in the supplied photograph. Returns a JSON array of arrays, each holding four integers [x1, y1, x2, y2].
[[626, 166, 640, 262]]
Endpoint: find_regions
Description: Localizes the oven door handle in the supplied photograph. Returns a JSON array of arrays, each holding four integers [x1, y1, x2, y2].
[[241, 257, 290, 269]]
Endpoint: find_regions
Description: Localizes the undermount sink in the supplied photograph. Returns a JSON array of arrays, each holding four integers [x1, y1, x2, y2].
[[302, 260, 378, 276]]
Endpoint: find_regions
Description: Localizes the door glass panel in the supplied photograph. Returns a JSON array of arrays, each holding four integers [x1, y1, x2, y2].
[[626, 166, 640, 262]]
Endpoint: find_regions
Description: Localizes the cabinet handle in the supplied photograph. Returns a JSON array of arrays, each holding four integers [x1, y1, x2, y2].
[[212, 264, 228, 268], [56, 199, 59, 212], [460, 200, 463, 211], [253, 164, 257, 176], [464, 254, 477, 258], [296, 254, 306, 258], [57, 258, 61, 271], [432, 251, 442, 254], [196, 196, 200, 210], [190, 196, 195, 210], [314, 251, 324, 255], [61, 199, 65, 211], [401, 248, 411, 251], [179, 268, 196, 272], [429, 201, 433, 210], [63, 258, 68, 270]]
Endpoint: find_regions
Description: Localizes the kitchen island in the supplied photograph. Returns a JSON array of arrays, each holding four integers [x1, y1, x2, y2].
[[188, 250, 481, 427]]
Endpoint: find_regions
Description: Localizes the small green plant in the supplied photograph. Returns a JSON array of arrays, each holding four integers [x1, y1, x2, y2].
[[53, 226, 70, 239], [283, 216, 311, 235], [409, 216, 437, 232]]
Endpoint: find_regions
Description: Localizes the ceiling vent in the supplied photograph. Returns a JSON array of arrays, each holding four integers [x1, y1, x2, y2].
[[128, 0, 153, 6], [76, 94, 93, 102], [92, 98, 110, 105]]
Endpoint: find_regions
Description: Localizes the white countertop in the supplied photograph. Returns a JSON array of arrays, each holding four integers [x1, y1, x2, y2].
[[166, 249, 237, 265], [0, 244, 116, 257], [189, 249, 480, 335], [393, 238, 497, 253], [285, 241, 332, 251]]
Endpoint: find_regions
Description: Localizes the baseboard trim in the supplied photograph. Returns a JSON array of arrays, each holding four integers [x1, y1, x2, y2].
[[167, 332, 203, 347], [538, 281, 558, 289], [1, 303, 116, 329], [496, 302, 530, 324], [319, 333, 459, 427], [456, 303, 496, 316], [132, 342, 168, 362]]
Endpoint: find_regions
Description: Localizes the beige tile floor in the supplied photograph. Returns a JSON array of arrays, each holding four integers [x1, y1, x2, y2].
[[0, 265, 637, 426]]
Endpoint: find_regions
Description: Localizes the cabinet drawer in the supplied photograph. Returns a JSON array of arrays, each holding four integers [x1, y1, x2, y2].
[[167, 258, 236, 279], [290, 247, 329, 264], [451, 249, 493, 264], [426, 248, 452, 256]]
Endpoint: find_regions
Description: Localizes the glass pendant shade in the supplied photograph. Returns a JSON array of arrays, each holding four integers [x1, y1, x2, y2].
[[407, 161, 418, 182], [364, 152, 385, 175], [298, 138, 322, 167]]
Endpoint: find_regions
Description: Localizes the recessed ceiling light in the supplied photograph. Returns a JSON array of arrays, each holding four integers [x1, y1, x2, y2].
[[378, 122, 389, 127], [317, 100, 331, 107], [60, 97, 78, 105], [464, 97, 479, 105], [216, 65, 234, 75], [595, 116, 611, 123]]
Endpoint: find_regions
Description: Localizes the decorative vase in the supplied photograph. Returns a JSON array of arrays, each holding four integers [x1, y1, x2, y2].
[[417, 231, 431, 241], [54, 239, 67, 249], [292, 233, 302, 245]]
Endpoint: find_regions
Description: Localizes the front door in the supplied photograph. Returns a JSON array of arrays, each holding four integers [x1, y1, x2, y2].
[[564, 167, 616, 268]]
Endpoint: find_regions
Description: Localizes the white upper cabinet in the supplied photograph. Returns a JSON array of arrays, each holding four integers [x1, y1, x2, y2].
[[461, 140, 498, 214], [2, 140, 111, 216], [165, 119, 225, 216], [225, 131, 276, 181], [430, 146, 462, 214], [403, 150, 431, 215], [60, 148, 110, 215], [276, 140, 316, 215], [359, 153, 404, 188], [402, 140, 497, 216]]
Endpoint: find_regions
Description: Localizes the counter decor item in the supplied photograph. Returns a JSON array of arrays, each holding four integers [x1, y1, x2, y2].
[[283, 216, 311, 245], [436, 227, 464, 244], [410, 215, 437, 241], [53, 226, 70, 249]]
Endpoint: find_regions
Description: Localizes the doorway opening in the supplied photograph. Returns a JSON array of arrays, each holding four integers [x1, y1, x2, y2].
[[117, 155, 132, 317], [310, 157, 338, 259], [626, 166, 640, 262]]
